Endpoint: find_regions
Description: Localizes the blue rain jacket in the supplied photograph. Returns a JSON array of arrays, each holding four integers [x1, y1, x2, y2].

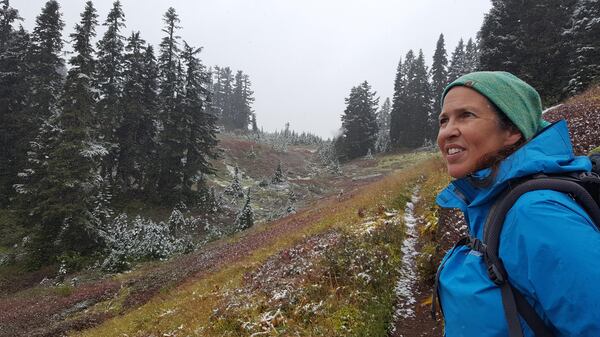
[[436, 120, 600, 336]]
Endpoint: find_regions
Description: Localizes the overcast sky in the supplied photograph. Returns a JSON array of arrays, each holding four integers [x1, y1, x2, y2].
[[17, 0, 491, 138]]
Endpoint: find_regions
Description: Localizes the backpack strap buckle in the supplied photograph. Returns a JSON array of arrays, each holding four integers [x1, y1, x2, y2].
[[487, 262, 506, 285], [579, 171, 600, 183]]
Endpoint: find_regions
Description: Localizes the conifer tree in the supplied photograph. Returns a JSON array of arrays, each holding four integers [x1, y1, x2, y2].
[[157, 7, 184, 202], [340, 81, 379, 160], [141, 44, 160, 193], [478, 0, 576, 103], [236, 189, 254, 230], [429, 34, 448, 141], [478, 0, 524, 75], [447, 38, 466, 83], [404, 50, 432, 146], [231, 70, 246, 130], [375, 97, 391, 153], [0, 1, 30, 206], [116, 32, 159, 195], [96, 0, 126, 183], [464, 38, 479, 73], [390, 54, 407, 149], [215, 66, 234, 129], [27, 0, 64, 123], [564, 0, 600, 94], [180, 41, 219, 203], [242, 74, 255, 129], [272, 162, 285, 184], [24, 1, 101, 263]]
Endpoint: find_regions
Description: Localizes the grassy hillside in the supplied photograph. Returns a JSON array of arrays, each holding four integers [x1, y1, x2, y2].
[[69, 154, 439, 337]]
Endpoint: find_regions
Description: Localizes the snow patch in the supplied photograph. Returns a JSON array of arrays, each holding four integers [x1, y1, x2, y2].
[[390, 186, 421, 332]]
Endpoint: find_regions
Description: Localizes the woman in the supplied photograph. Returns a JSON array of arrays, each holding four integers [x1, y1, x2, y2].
[[434, 71, 600, 336]]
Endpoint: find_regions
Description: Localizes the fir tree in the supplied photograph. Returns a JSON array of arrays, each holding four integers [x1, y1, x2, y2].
[[225, 165, 244, 197], [95, 0, 126, 183], [478, 0, 576, 103], [236, 188, 254, 230], [0, 1, 30, 207], [404, 50, 432, 146], [447, 38, 466, 83], [389, 55, 408, 149], [27, 0, 64, 123], [564, 0, 600, 94], [375, 97, 391, 153], [478, 0, 524, 75], [24, 1, 101, 263], [157, 7, 184, 202], [340, 81, 379, 160], [464, 38, 479, 73], [272, 161, 285, 184], [180, 41, 219, 203], [116, 32, 159, 195], [429, 34, 448, 141], [231, 70, 247, 130], [214, 66, 234, 129], [140, 44, 161, 193]]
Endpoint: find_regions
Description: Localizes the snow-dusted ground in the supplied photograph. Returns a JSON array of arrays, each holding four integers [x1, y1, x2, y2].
[[390, 186, 421, 332]]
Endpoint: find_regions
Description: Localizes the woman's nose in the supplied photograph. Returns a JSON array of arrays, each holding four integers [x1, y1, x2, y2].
[[438, 120, 460, 140]]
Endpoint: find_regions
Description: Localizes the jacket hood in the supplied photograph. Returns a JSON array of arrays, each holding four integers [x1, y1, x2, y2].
[[436, 120, 591, 235]]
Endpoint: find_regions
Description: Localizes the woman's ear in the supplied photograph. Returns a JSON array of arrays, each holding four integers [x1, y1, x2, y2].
[[504, 129, 523, 147]]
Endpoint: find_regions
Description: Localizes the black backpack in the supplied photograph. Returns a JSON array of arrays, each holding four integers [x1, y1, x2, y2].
[[432, 154, 600, 337]]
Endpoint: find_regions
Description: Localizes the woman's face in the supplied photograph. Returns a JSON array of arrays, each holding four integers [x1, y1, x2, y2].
[[437, 86, 522, 179]]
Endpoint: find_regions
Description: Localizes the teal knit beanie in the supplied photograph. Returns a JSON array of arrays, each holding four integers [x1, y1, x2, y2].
[[442, 71, 550, 140]]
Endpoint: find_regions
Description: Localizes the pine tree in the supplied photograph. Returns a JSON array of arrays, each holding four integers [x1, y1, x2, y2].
[[140, 44, 160, 194], [95, 0, 126, 183], [340, 81, 379, 160], [429, 34, 448, 141], [447, 39, 466, 83], [157, 7, 184, 202], [478, 0, 576, 103], [272, 162, 285, 184], [564, 0, 600, 94], [375, 97, 391, 152], [27, 0, 64, 123], [404, 50, 432, 147], [225, 165, 244, 197], [116, 32, 159, 195], [0, 1, 30, 207], [251, 113, 258, 133], [464, 38, 479, 73], [236, 188, 254, 230], [390, 52, 411, 149], [180, 41, 219, 203], [478, 0, 524, 75], [242, 74, 255, 130], [231, 70, 246, 130], [25, 1, 101, 263], [215, 66, 234, 129]]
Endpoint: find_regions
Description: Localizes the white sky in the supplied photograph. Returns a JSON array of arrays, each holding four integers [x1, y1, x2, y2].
[[18, 0, 491, 139]]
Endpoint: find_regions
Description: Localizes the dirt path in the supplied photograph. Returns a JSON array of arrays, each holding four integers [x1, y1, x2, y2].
[[390, 187, 443, 337]]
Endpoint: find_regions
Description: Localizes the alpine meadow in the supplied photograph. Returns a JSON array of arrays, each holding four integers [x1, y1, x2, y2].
[[1, 1, 600, 336]]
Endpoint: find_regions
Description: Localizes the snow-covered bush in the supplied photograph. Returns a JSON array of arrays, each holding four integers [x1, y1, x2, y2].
[[100, 212, 194, 272]]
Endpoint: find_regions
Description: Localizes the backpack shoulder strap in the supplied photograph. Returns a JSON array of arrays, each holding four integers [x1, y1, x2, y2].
[[482, 174, 600, 337]]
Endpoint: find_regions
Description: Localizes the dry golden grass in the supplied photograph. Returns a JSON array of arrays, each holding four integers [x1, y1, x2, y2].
[[72, 154, 440, 337]]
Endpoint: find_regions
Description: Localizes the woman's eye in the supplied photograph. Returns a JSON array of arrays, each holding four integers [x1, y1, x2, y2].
[[438, 117, 448, 125], [463, 111, 475, 118]]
